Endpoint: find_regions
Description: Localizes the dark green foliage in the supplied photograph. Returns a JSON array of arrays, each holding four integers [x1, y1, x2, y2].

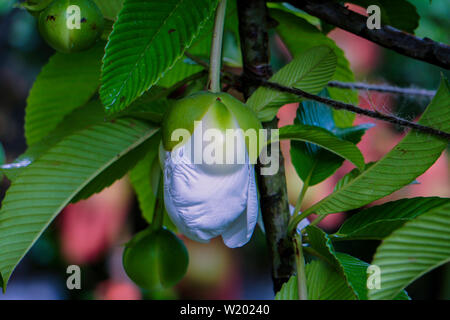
[[0, 0, 447, 298]]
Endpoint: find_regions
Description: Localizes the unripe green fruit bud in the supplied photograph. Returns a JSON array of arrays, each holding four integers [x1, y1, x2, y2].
[[38, 0, 104, 53], [123, 228, 189, 290], [162, 91, 263, 164], [22, 0, 54, 12]]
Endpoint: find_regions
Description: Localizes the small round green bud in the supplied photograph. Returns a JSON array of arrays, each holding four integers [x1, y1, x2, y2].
[[162, 91, 263, 164], [38, 0, 104, 53], [123, 228, 189, 290]]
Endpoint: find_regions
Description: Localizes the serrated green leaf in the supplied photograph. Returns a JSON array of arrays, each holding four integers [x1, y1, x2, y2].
[[109, 87, 169, 123], [369, 201, 450, 300], [277, 225, 349, 300], [25, 43, 104, 146], [348, 0, 420, 34], [124, 99, 169, 123], [305, 225, 356, 298], [129, 147, 178, 232], [100, 0, 218, 113], [306, 225, 408, 299], [3, 101, 106, 181], [151, 0, 238, 92], [185, 0, 240, 63], [306, 259, 356, 300], [306, 77, 450, 216], [129, 141, 161, 223], [0, 119, 159, 291], [275, 274, 299, 300], [72, 131, 161, 203], [2, 91, 168, 181], [290, 90, 372, 185], [275, 259, 359, 300], [157, 57, 204, 88], [276, 124, 365, 172], [306, 225, 342, 267], [270, 8, 357, 127], [5, 102, 161, 202], [94, 0, 124, 20], [335, 197, 450, 240], [336, 252, 409, 300], [247, 45, 337, 121], [333, 162, 375, 192]]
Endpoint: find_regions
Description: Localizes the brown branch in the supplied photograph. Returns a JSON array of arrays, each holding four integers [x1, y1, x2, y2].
[[237, 0, 295, 293], [285, 0, 450, 69], [183, 54, 448, 140], [245, 76, 450, 141], [185, 52, 437, 97], [327, 81, 436, 97]]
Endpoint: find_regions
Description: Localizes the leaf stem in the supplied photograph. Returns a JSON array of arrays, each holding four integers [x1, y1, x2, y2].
[[328, 81, 435, 97], [294, 233, 308, 300], [288, 209, 312, 235], [288, 171, 313, 235], [151, 174, 164, 231], [208, 0, 227, 93], [248, 78, 450, 141], [291, 170, 312, 219]]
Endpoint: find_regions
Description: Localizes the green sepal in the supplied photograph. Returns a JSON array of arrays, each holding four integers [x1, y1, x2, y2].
[[162, 91, 262, 163]]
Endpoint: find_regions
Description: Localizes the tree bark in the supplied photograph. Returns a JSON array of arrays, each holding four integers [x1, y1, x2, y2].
[[237, 0, 295, 292], [286, 0, 450, 69]]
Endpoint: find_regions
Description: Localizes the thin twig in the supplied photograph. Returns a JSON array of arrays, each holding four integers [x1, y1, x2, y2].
[[183, 53, 450, 141], [293, 234, 308, 300], [285, 0, 450, 69], [247, 77, 450, 141], [328, 81, 436, 97], [185, 53, 437, 97]]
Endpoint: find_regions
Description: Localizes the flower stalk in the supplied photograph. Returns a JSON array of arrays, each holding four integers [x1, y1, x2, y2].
[[294, 233, 308, 300], [208, 0, 227, 93], [291, 169, 312, 220]]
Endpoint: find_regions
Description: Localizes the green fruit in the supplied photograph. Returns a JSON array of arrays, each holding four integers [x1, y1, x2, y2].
[[123, 228, 189, 290], [162, 91, 263, 164], [38, 0, 104, 53], [22, 0, 54, 12]]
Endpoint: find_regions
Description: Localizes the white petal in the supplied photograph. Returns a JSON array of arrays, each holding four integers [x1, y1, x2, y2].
[[221, 165, 259, 248], [163, 146, 250, 243]]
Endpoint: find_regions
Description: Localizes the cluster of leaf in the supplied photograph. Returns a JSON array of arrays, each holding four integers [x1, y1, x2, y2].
[[0, 0, 448, 299], [0, 0, 223, 292], [272, 79, 450, 299], [257, 3, 449, 300], [270, 69, 449, 300], [276, 197, 450, 300]]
